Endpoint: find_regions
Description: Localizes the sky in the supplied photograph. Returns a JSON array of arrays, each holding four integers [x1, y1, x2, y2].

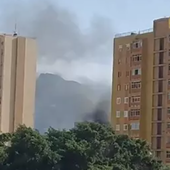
[[0, 0, 170, 84]]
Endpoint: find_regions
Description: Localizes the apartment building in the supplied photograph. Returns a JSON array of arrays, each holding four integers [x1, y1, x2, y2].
[[111, 17, 170, 164], [0, 33, 37, 133]]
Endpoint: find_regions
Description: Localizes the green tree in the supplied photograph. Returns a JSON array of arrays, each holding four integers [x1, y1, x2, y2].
[[0, 133, 13, 168], [2, 125, 60, 170], [0, 122, 167, 170], [46, 122, 164, 170]]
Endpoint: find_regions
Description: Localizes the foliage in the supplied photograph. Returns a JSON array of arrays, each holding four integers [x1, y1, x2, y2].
[[0, 122, 168, 170]]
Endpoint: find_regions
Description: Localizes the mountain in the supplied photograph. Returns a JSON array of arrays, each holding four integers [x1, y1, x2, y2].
[[35, 73, 111, 132]]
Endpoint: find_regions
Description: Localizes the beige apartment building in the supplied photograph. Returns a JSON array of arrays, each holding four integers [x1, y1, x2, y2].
[[0, 33, 37, 133], [111, 17, 170, 164]]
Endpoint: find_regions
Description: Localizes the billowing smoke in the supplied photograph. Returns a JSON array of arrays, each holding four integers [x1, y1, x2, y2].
[[84, 99, 110, 124], [0, 0, 113, 129], [0, 0, 114, 83]]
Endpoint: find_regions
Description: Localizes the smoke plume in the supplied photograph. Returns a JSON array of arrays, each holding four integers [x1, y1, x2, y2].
[[84, 99, 110, 124], [0, 0, 113, 129], [0, 0, 114, 83]]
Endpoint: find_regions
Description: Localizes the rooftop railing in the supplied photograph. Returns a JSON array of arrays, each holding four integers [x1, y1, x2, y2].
[[115, 28, 153, 38]]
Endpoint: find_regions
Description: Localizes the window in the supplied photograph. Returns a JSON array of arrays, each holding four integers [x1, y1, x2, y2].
[[132, 41, 142, 49], [167, 137, 170, 144], [132, 55, 142, 62], [124, 111, 128, 117], [132, 68, 141, 75], [166, 151, 170, 158], [117, 84, 121, 91], [118, 59, 121, 64], [131, 122, 140, 130], [131, 96, 140, 103], [130, 109, 140, 117], [116, 124, 120, 131], [126, 44, 130, 48], [125, 84, 128, 91], [168, 80, 170, 86], [116, 98, 121, 104], [131, 81, 141, 89], [123, 124, 128, 131], [126, 71, 129, 76], [118, 72, 121, 77], [159, 38, 164, 50], [124, 97, 129, 104], [167, 123, 170, 129], [116, 111, 120, 118], [157, 108, 162, 121], [118, 45, 122, 51], [168, 93, 170, 100], [168, 108, 170, 114], [126, 44, 130, 50], [157, 137, 161, 149]]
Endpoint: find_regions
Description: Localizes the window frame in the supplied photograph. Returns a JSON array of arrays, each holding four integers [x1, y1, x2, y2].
[[116, 98, 121, 104]]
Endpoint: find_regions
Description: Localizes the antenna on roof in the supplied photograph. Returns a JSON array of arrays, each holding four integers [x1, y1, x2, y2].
[[13, 19, 18, 37]]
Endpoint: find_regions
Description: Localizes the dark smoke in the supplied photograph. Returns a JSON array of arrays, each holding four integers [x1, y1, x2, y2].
[[84, 100, 110, 124]]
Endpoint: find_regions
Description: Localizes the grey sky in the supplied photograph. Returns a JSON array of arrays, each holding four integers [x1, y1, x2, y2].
[[0, 0, 170, 84]]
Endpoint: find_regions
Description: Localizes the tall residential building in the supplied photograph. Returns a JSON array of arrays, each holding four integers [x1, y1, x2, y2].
[[0, 33, 37, 133], [111, 17, 170, 164]]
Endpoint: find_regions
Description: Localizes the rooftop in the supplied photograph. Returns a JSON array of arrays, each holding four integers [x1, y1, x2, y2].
[[115, 28, 153, 38], [0, 32, 36, 39]]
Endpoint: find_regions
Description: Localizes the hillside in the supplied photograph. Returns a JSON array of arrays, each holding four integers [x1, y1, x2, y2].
[[35, 73, 111, 132]]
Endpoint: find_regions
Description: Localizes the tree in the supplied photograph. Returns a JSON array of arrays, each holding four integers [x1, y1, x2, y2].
[[0, 122, 167, 170], [46, 122, 164, 170], [0, 133, 13, 168], [1, 125, 60, 170]]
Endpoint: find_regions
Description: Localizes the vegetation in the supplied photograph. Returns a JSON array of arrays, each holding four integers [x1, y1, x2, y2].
[[0, 122, 168, 170]]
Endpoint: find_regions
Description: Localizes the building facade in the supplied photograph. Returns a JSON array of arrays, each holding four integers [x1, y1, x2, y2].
[[0, 34, 37, 133], [111, 17, 170, 164]]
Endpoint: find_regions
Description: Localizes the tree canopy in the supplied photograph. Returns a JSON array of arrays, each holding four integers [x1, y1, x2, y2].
[[0, 122, 168, 170]]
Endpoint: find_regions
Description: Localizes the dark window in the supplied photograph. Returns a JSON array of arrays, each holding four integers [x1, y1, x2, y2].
[[157, 123, 162, 135], [167, 151, 170, 158], [168, 93, 170, 100], [135, 69, 138, 75], [158, 94, 162, 107], [168, 80, 170, 86], [168, 107, 170, 114], [131, 82, 141, 89], [158, 66, 163, 78], [157, 137, 161, 149], [158, 80, 163, 92], [156, 151, 161, 159], [157, 109, 162, 121], [118, 72, 121, 77], [159, 52, 164, 64], [159, 38, 164, 50], [167, 123, 170, 129], [169, 64, 170, 71]]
